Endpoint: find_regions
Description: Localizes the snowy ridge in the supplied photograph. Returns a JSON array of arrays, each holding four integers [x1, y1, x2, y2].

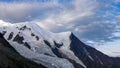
[[0, 20, 86, 68]]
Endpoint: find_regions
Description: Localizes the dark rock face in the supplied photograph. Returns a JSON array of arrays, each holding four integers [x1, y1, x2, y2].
[[12, 33, 31, 49], [13, 33, 24, 44], [2, 31, 6, 35], [69, 33, 120, 68], [19, 25, 27, 30], [36, 36, 39, 41], [54, 41, 63, 48], [44, 40, 51, 48], [18, 25, 31, 31], [0, 33, 3, 37], [24, 42, 31, 49], [0, 33, 45, 68], [31, 33, 35, 36], [7, 32, 14, 40]]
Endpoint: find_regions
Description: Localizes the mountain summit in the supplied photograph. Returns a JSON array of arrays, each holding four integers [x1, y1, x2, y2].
[[0, 20, 120, 68]]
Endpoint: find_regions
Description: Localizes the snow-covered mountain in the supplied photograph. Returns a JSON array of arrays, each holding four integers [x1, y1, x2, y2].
[[0, 20, 120, 68], [0, 20, 85, 68]]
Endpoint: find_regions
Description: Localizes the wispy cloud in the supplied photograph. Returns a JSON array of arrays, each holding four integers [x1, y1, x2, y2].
[[0, 2, 60, 22], [35, 0, 97, 32]]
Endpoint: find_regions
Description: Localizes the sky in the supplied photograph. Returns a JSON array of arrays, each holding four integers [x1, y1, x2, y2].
[[0, 0, 120, 56]]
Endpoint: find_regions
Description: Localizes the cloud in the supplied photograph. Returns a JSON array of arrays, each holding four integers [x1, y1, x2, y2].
[[96, 39, 120, 57], [35, 0, 97, 31], [0, 2, 61, 22]]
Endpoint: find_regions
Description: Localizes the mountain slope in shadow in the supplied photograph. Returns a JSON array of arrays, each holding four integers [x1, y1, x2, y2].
[[69, 33, 120, 68], [0, 33, 46, 68]]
